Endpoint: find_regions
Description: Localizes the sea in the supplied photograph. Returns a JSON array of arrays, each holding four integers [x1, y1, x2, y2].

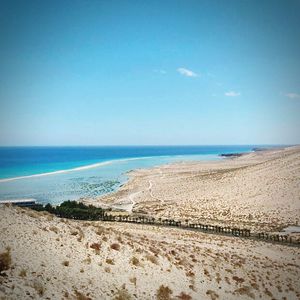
[[0, 145, 271, 205]]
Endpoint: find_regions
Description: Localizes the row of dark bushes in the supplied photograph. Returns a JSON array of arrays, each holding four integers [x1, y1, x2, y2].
[[31, 201, 299, 245], [32, 200, 106, 220], [256, 232, 294, 243]]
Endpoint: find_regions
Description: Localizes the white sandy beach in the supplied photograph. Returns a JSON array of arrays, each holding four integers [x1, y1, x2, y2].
[[86, 146, 300, 233]]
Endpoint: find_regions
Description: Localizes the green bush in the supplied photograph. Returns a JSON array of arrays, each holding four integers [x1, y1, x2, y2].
[[31, 201, 106, 221]]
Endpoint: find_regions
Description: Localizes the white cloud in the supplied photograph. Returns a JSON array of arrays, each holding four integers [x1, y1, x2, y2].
[[177, 67, 198, 77], [285, 93, 300, 99], [225, 91, 241, 97]]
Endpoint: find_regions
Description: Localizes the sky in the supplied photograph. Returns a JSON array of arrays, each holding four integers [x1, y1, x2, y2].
[[0, 0, 299, 146]]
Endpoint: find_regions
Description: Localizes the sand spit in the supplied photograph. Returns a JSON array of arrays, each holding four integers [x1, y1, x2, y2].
[[1, 205, 300, 299], [87, 146, 300, 233]]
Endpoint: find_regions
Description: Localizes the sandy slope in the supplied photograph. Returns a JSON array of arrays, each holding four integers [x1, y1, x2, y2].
[[0, 206, 300, 300], [1, 146, 300, 299], [88, 146, 300, 232]]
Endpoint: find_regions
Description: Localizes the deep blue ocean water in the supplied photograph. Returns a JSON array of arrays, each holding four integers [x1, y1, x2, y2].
[[0, 145, 269, 204]]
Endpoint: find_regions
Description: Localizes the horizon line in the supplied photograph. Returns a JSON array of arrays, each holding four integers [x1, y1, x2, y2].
[[0, 144, 295, 148]]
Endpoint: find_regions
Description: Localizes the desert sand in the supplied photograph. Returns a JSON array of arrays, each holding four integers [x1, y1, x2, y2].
[[1, 205, 300, 300], [1, 146, 300, 299], [86, 146, 300, 233]]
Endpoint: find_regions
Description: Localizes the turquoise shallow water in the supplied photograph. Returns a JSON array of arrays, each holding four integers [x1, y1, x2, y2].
[[0, 146, 265, 204]]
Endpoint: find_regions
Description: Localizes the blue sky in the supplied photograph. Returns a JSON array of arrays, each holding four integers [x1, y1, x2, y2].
[[0, 0, 299, 145]]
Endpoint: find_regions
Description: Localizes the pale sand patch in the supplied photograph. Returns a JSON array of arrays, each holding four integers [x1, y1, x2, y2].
[[0, 205, 299, 299], [85, 146, 300, 233]]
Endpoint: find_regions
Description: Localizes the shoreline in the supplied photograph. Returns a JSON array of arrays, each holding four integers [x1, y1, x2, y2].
[[83, 145, 300, 233], [0, 145, 273, 183], [0, 148, 257, 203], [0, 146, 291, 205], [1, 145, 299, 299], [0, 156, 156, 183], [98, 146, 289, 212], [84, 146, 278, 210], [0, 154, 221, 184]]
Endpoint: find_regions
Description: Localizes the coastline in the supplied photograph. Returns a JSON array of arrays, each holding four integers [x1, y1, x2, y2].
[[0, 146, 258, 203], [0, 145, 268, 183], [0, 145, 275, 183], [1, 145, 299, 299], [83, 145, 300, 233], [0, 156, 158, 183]]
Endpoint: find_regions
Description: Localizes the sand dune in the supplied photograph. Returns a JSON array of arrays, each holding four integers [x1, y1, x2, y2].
[[90, 146, 300, 233], [1, 205, 300, 299], [1, 146, 300, 299]]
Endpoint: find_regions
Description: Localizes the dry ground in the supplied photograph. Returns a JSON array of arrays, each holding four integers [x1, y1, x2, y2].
[[0, 206, 300, 300], [89, 146, 300, 233], [1, 146, 300, 299]]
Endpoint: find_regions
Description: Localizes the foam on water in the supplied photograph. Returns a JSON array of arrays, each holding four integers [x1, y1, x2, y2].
[[0, 145, 264, 204]]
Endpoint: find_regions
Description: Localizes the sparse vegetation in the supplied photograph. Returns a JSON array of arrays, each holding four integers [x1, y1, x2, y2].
[[0, 247, 12, 274], [90, 243, 101, 254], [149, 246, 160, 256], [19, 268, 27, 277], [186, 270, 195, 278], [76, 227, 85, 242], [26, 210, 39, 218], [232, 275, 245, 284], [1, 147, 300, 300], [225, 276, 231, 285], [74, 290, 92, 300], [129, 277, 137, 286], [114, 288, 132, 300], [45, 214, 54, 221], [234, 286, 255, 299], [62, 260, 69, 267], [33, 280, 45, 296], [264, 288, 273, 298], [63, 291, 69, 298], [49, 226, 59, 234], [111, 243, 120, 251], [204, 268, 211, 278], [206, 290, 219, 300], [106, 258, 114, 265], [130, 256, 140, 266], [176, 292, 192, 300], [156, 285, 173, 300], [95, 226, 106, 235], [146, 254, 158, 265]]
